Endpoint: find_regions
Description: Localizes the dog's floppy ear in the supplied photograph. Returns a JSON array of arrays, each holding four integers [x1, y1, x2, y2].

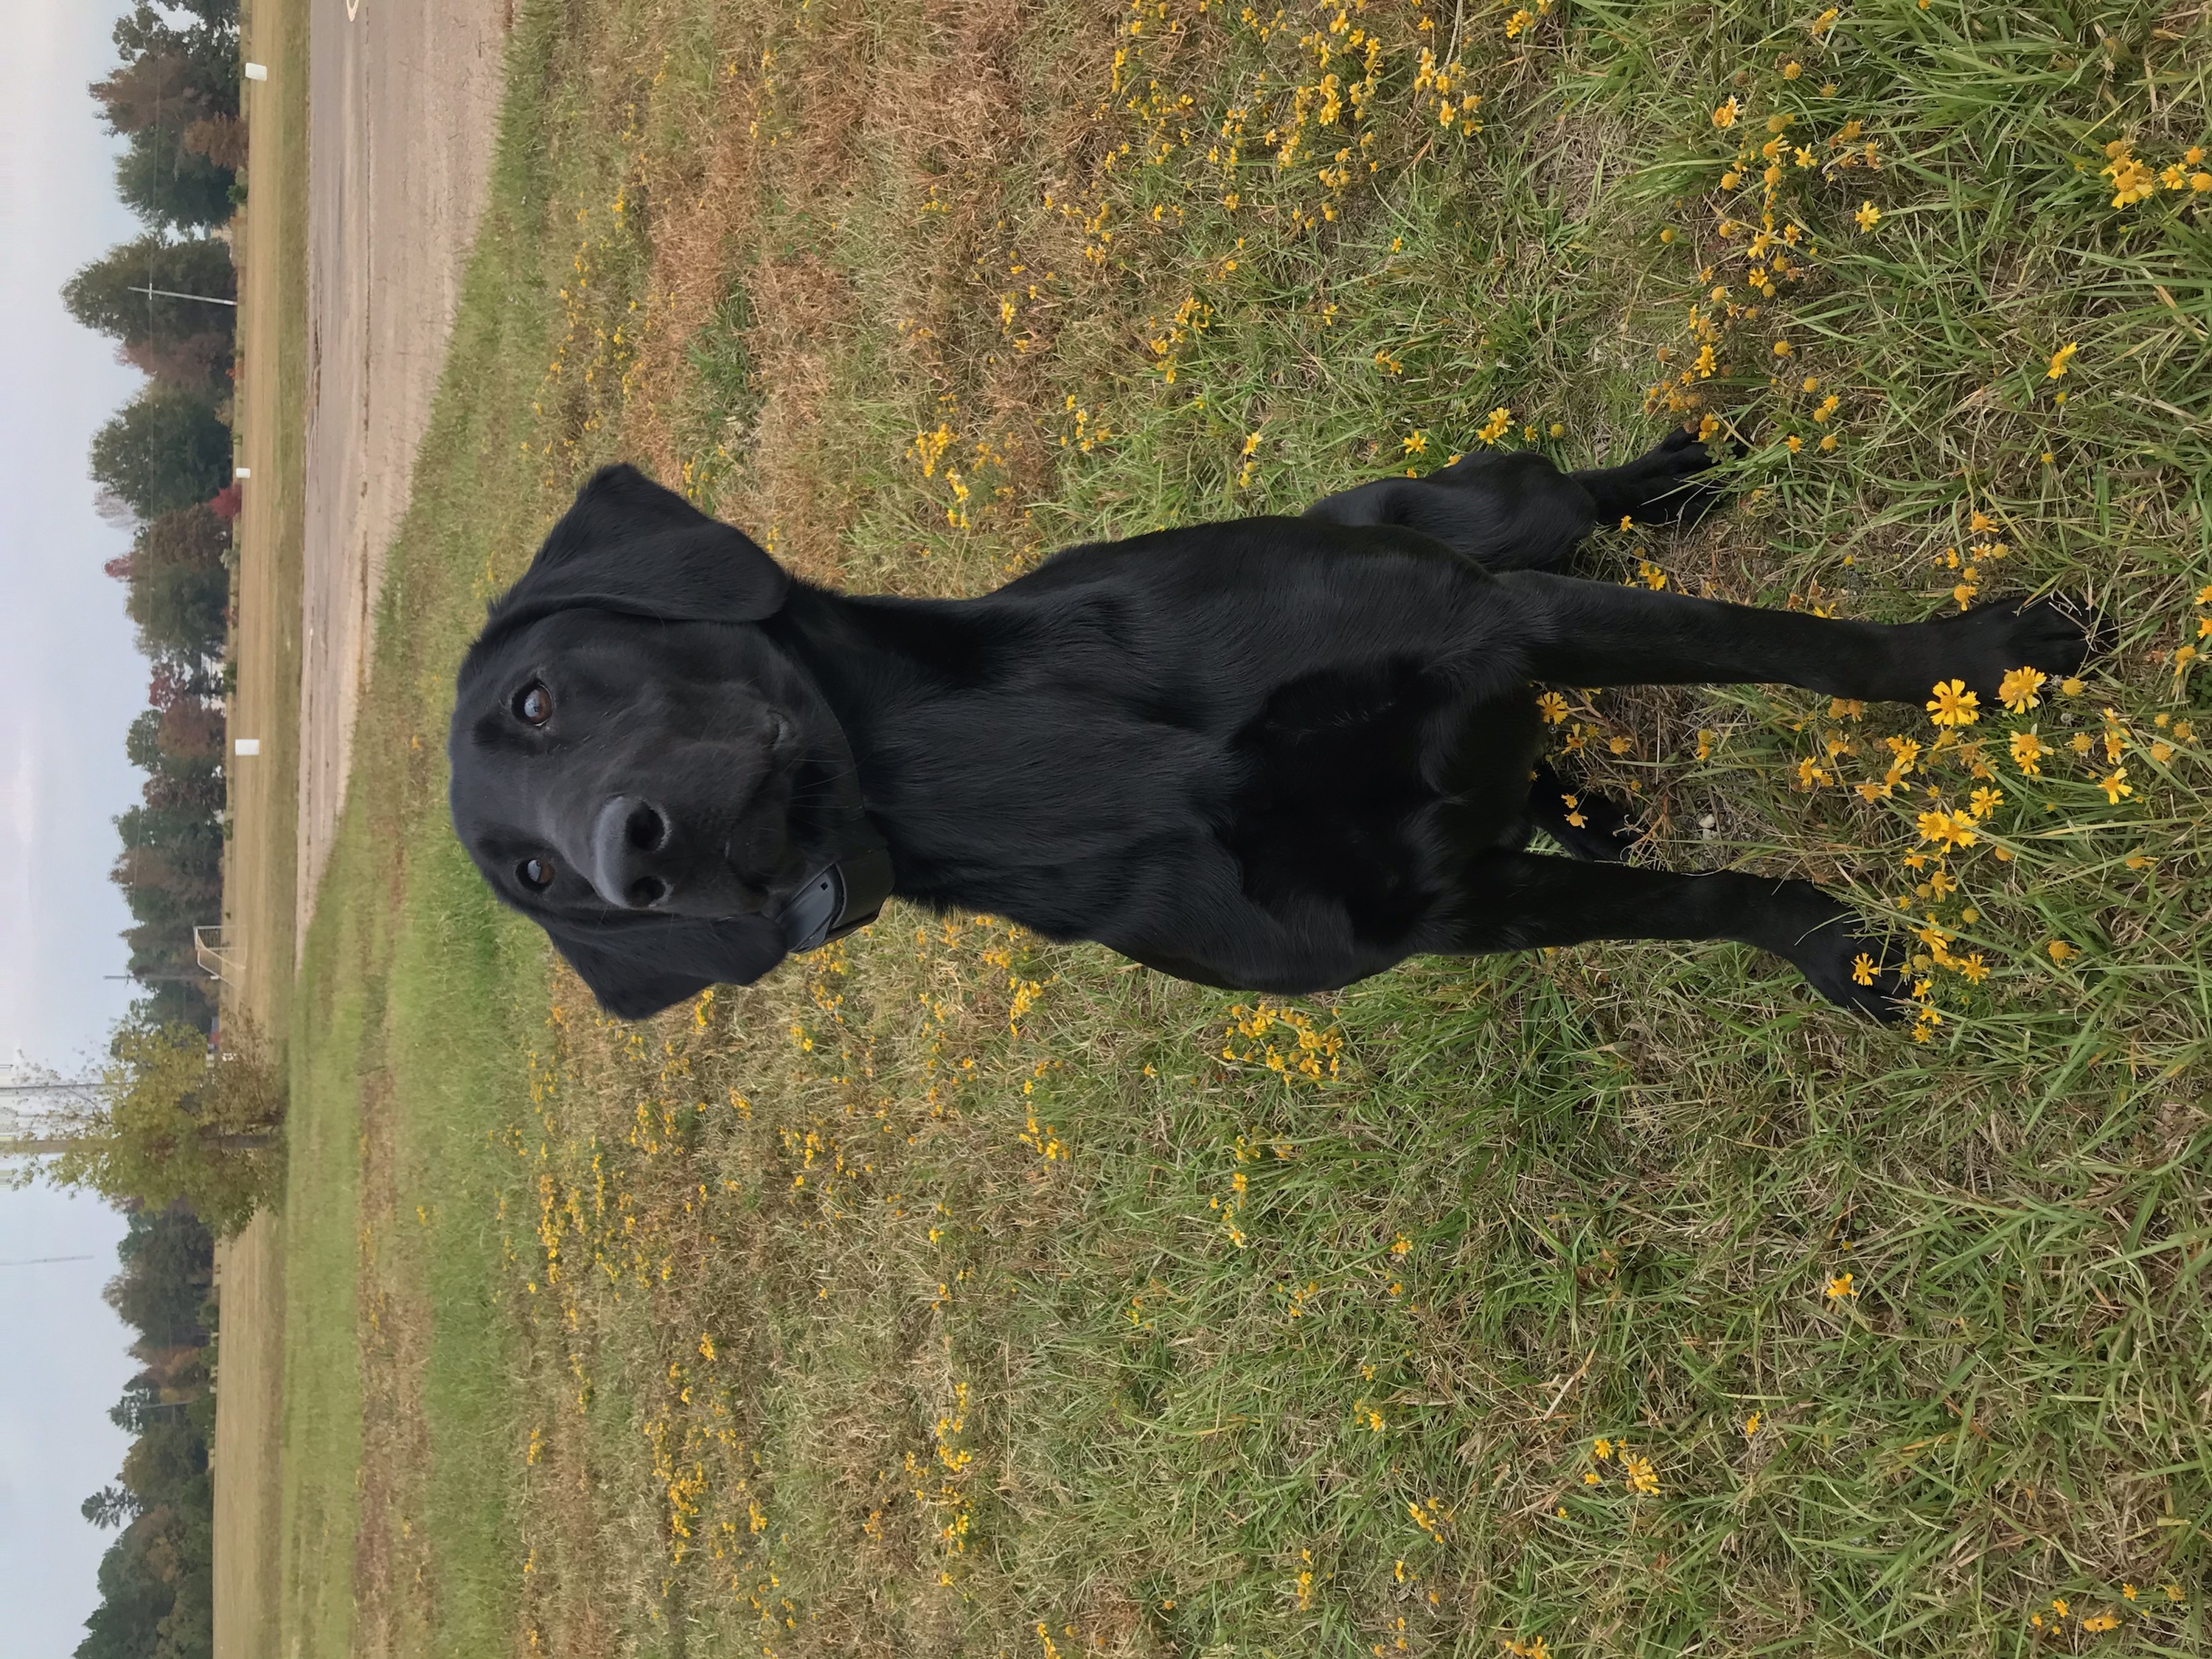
[[541, 911, 787, 1020], [487, 463, 788, 635]]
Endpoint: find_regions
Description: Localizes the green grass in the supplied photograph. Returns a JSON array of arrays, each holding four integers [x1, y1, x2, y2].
[[279, 0, 2212, 1653]]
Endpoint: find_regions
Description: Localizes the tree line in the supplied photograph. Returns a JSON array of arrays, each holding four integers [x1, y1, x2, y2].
[[51, 9, 251, 1657], [72, 1203, 220, 1659], [68, 0, 246, 1034]]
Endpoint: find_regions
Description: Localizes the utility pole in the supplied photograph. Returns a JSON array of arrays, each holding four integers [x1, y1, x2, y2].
[[128, 285, 237, 308], [0, 1079, 101, 1157]]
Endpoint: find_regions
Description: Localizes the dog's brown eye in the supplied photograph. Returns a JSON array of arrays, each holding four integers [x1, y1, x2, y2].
[[515, 682, 552, 726], [518, 856, 554, 890]]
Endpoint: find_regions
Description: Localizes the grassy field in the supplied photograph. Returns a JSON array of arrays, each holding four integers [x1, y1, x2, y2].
[[275, 0, 2212, 1654]]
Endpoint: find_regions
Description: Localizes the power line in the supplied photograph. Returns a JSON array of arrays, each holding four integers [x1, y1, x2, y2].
[[0, 1255, 97, 1268]]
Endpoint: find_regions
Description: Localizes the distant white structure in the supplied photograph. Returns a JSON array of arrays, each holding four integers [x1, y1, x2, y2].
[[233, 738, 260, 757], [244, 61, 268, 80]]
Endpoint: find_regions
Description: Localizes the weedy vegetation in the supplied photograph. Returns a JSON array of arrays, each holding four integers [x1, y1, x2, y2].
[[280, 0, 2211, 1654]]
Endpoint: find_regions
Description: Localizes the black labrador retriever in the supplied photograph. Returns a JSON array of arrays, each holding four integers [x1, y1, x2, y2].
[[448, 437, 2090, 1020]]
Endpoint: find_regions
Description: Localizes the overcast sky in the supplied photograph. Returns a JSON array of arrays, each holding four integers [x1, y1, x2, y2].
[[1, 2, 187, 1654]]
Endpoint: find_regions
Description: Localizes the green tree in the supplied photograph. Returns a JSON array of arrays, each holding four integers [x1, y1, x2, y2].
[[114, 801, 223, 889], [118, 507, 230, 662], [124, 563, 229, 661], [37, 1020, 283, 1236], [63, 237, 234, 370], [133, 983, 217, 1032], [105, 1206, 215, 1348], [114, 126, 234, 233], [119, 1416, 209, 1514], [82, 1486, 140, 1530], [77, 1517, 173, 1659], [99, 0, 242, 184], [88, 389, 230, 521], [74, 1497, 214, 1659], [117, 869, 217, 939]]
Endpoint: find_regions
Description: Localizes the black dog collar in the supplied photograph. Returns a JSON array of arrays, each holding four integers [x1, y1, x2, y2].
[[769, 654, 894, 956], [776, 839, 895, 955]]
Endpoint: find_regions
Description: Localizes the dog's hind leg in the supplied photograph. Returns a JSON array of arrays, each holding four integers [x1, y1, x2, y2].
[[1432, 849, 1905, 1018], [1502, 571, 2093, 706], [1304, 430, 1728, 572]]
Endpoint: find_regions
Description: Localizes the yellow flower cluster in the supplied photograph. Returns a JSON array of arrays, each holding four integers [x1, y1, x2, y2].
[[2101, 139, 2211, 209], [1220, 1000, 1345, 1082]]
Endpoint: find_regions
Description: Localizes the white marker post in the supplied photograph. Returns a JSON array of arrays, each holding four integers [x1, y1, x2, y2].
[[243, 62, 268, 81], [234, 465, 251, 479], [233, 739, 260, 757]]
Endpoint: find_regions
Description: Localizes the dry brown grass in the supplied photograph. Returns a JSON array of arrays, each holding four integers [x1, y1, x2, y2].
[[211, 0, 310, 1652]]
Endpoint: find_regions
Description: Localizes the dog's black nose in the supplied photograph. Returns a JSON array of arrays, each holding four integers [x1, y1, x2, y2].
[[590, 795, 672, 908], [625, 800, 668, 852]]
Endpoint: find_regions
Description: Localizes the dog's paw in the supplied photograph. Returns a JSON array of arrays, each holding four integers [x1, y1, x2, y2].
[[1920, 595, 2098, 703], [1644, 425, 1728, 477], [1773, 888, 1911, 1023], [1553, 787, 1643, 862], [1630, 428, 1739, 524]]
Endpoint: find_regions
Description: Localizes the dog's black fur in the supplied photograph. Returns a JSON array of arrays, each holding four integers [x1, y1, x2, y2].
[[449, 437, 2092, 1020]]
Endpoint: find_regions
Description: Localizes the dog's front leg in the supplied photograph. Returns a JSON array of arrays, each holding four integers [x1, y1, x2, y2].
[[1500, 571, 2090, 705], [1433, 850, 1904, 1018]]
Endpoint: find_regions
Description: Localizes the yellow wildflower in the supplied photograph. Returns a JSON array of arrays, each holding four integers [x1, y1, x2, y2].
[[1854, 201, 1881, 231], [1826, 1273, 1856, 1298], [1926, 680, 1980, 727], [1997, 667, 2047, 712], [1911, 814, 1982, 849], [2046, 341, 2079, 379]]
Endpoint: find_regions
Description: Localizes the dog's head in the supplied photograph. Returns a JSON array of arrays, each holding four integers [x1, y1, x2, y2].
[[449, 465, 865, 1018]]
